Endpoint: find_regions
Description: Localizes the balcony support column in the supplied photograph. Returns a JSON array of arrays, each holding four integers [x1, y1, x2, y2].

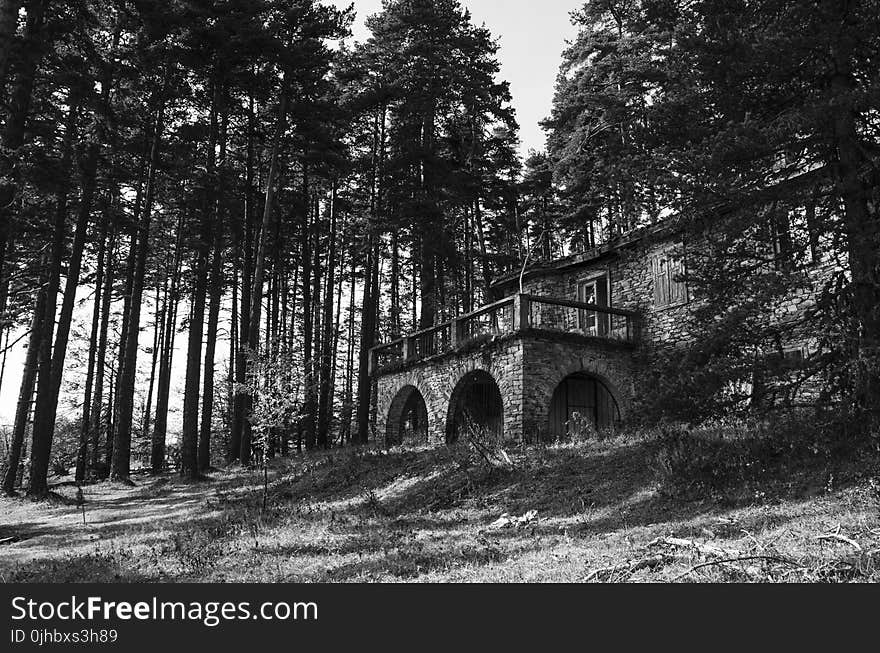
[[513, 293, 531, 331]]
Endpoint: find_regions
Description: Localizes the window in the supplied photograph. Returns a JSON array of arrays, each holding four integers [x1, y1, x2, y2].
[[767, 345, 807, 370], [577, 273, 610, 336], [786, 203, 822, 266], [652, 248, 687, 308]]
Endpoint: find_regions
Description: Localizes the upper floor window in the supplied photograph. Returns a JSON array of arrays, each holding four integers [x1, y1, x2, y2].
[[577, 273, 610, 336], [652, 248, 687, 308]]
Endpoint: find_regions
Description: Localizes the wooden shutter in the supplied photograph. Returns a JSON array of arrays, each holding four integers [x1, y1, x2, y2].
[[653, 249, 687, 307], [652, 255, 669, 306], [668, 255, 687, 304], [596, 275, 609, 336]]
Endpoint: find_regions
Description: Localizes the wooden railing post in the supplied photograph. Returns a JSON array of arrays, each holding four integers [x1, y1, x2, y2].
[[450, 317, 460, 348], [403, 336, 413, 361], [513, 293, 531, 331]]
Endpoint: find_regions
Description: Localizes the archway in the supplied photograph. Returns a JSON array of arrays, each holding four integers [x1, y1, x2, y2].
[[548, 372, 620, 440], [385, 385, 429, 447], [446, 370, 504, 444]]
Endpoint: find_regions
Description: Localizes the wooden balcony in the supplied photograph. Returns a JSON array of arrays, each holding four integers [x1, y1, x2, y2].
[[369, 293, 639, 376]]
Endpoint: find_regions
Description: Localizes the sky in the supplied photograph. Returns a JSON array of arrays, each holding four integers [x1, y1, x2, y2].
[[0, 1, 583, 425], [327, 0, 581, 156]]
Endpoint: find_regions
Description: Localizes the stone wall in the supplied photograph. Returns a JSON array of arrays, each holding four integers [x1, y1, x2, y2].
[[375, 335, 525, 445], [374, 332, 637, 445], [499, 239, 693, 352], [497, 232, 837, 358], [519, 334, 638, 442]]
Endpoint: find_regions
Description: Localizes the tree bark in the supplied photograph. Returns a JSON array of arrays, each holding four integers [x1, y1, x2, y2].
[[76, 222, 107, 482], [27, 94, 78, 497], [111, 89, 167, 483], [150, 212, 183, 473], [242, 77, 288, 464], [90, 223, 115, 472], [317, 182, 338, 448], [830, 23, 880, 419]]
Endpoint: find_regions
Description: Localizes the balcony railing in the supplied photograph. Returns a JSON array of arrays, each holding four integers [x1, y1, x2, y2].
[[369, 293, 638, 375]]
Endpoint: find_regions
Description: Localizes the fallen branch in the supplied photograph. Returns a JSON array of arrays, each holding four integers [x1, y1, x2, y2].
[[584, 554, 674, 582], [672, 555, 801, 582], [816, 533, 862, 551], [648, 537, 737, 558]]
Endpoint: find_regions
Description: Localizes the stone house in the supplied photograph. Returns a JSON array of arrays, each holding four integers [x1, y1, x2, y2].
[[369, 220, 834, 446]]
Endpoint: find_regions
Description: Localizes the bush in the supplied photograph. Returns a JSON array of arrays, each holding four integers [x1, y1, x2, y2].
[[649, 412, 878, 502], [450, 418, 514, 471]]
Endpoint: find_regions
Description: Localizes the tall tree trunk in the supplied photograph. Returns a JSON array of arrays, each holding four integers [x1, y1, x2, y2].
[[327, 243, 347, 447], [390, 230, 401, 338], [76, 222, 107, 481], [233, 88, 257, 464], [181, 72, 225, 480], [108, 143, 148, 468], [150, 212, 183, 473], [0, 0, 45, 277], [27, 94, 78, 498], [111, 89, 167, 483], [90, 223, 115, 472], [198, 195, 225, 471], [141, 272, 165, 448], [242, 75, 288, 464], [342, 257, 357, 443], [317, 183, 338, 448], [30, 112, 102, 492], [355, 237, 379, 445], [305, 191, 322, 450], [825, 22, 880, 420]]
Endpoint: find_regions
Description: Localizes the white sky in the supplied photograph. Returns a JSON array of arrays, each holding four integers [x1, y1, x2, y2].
[[0, 1, 581, 425]]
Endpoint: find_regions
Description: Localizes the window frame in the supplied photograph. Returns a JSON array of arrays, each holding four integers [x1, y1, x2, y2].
[[576, 271, 611, 336]]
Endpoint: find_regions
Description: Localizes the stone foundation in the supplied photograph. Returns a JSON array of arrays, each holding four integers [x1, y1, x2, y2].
[[374, 332, 637, 446]]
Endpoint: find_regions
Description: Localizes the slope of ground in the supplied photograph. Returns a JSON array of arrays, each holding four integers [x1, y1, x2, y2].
[[1, 433, 878, 583]]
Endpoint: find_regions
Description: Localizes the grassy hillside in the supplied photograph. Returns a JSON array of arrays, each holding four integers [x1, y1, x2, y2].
[[1, 428, 878, 583]]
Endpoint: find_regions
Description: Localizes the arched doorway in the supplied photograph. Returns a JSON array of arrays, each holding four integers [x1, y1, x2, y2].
[[548, 373, 620, 440], [446, 370, 503, 444], [385, 385, 429, 447]]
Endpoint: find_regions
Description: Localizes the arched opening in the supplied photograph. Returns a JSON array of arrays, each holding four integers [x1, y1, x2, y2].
[[385, 385, 429, 447], [446, 370, 503, 444], [548, 373, 620, 440]]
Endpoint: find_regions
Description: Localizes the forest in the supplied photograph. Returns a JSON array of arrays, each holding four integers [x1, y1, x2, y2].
[[0, 0, 878, 503]]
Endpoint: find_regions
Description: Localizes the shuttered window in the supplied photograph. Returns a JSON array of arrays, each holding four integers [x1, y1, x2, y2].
[[652, 249, 687, 308]]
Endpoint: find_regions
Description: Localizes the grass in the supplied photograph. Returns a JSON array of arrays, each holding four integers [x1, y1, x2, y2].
[[0, 428, 878, 583]]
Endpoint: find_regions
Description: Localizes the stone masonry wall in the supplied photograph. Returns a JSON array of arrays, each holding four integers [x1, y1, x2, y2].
[[375, 332, 637, 444], [519, 335, 638, 442], [375, 336, 525, 445], [511, 241, 692, 351]]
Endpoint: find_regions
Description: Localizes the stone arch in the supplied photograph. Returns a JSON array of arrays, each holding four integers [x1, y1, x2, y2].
[[445, 369, 504, 444], [375, 371, 447, 446], [547, 372, 621, 440], [385, 385, 429, 447], [522, 349, 635, 443]]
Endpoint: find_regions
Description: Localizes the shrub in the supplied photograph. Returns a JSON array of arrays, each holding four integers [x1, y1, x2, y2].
[[649, 412, 878, 502]]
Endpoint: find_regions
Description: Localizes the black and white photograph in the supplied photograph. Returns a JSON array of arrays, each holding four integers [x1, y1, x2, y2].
[[0, 0, 878, 609]]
